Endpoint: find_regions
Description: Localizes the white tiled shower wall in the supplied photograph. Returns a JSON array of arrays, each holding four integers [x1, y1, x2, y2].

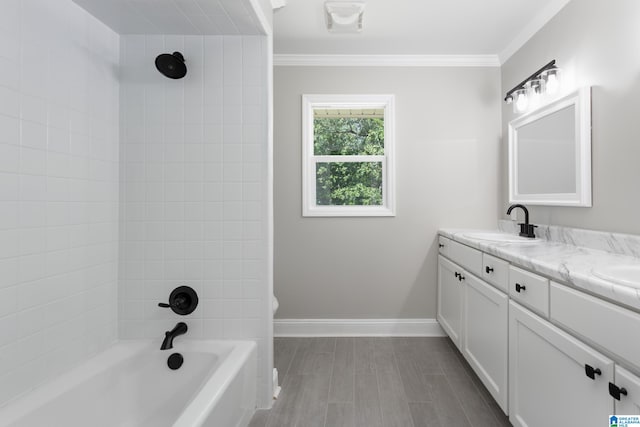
[[0, 0, 270, 410], [119, 35, 270, 405], [0, 0, 120, 405]]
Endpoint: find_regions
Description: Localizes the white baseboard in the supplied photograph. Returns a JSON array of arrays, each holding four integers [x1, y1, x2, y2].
[[274, 318, 445, 337]]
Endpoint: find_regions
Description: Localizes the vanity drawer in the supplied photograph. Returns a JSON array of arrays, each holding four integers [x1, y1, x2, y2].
[[448, 240, 482, 277], [550, 282, 640, 370], [482, 254, 509, 293], [438, 236, 451, 257], [509, 265, 549, 317]]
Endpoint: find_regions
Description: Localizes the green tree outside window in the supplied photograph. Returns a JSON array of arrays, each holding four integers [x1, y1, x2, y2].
[[313, 116, 384, 206]]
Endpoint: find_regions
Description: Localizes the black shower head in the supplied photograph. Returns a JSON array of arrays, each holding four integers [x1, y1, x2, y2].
[[155, 52, 187, 79]]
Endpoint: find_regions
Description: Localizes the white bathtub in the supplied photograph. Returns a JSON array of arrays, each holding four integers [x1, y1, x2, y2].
[[0, 340, 257, 427]]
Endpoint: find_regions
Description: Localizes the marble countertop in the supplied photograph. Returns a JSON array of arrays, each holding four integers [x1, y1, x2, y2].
[[439, 226, 640, 313]]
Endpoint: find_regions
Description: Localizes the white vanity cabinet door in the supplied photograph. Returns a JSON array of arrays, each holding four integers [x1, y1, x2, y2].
[[509, 301, 614, 427], [463, 273, 508, 413], [613, 366, 640, 415], [437, 255, 464, 350]]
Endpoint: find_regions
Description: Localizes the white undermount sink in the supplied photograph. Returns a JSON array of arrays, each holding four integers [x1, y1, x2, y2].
[[592, 265, 640, 289], [461, 232, 542, 244]]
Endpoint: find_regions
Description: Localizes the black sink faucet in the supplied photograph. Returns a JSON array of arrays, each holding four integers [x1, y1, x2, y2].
[[506, 204, 537, 238], [160, 322, 188, 350]]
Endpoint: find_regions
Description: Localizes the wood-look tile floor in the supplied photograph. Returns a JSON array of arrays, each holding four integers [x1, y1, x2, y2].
[[249, 337, 512, 427]]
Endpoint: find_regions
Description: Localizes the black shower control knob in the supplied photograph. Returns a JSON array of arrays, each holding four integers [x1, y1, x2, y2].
[[159, 285, 199, 315]]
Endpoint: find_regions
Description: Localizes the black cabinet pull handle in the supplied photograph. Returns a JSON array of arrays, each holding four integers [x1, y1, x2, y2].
[[515, 283, 526, 293], [458, 275, 465, 282], [609, 382, 628, 400], [439, 243, 445, 248], [584, 364, 602, 380], [485, 266, 494, 274], [454, 272, 460, 278]]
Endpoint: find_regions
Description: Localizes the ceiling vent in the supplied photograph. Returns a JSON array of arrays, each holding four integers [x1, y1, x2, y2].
[[324, 1, 365, 33]]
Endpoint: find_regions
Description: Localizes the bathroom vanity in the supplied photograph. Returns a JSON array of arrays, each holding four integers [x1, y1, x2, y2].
[[438, 223, 640, 427]]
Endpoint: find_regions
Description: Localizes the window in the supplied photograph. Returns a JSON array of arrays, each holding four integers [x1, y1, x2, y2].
[[302, 94, 396, 217]]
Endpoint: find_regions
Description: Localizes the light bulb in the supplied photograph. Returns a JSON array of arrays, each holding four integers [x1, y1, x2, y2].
[[514, 89, 528, 113], [526, 79, 543, 109], [541, 67, 562, 96], [546, 74, 559, 94], [516, 94, 528, 111]]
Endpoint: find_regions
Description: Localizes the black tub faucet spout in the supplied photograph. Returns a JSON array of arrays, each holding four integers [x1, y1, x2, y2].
[[506, 204, 537, 238], [160, 322, 188, 350]]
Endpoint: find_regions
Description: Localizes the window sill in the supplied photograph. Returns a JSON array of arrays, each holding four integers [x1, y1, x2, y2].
[[303, 206, 396, 217]]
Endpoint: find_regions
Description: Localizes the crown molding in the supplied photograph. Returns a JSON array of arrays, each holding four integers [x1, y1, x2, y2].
[[248, 0, 272, 35], [499, 0, 572, 64], [274, 54, 500, 67]]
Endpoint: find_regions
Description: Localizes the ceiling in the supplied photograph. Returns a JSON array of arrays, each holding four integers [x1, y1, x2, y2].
[[73, 0, 265, 35], [274, 0, 572, 62]]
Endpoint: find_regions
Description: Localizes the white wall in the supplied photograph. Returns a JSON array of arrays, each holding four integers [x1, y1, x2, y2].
[[274, 66, 501, 320], [501, 0, 640, 234], [0, 0, 120, 406], [119, 35, 272, 406]]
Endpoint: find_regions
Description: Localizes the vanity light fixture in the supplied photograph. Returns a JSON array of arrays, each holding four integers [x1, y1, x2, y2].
[[324, 1, 365, 33], [505, 60, 561, 114]]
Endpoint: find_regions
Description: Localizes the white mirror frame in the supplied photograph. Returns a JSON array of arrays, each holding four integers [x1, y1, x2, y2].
[[508, 87, 592, 207]]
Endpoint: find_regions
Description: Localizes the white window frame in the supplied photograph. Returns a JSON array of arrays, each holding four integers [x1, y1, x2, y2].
[[302, 94, 396, 217]]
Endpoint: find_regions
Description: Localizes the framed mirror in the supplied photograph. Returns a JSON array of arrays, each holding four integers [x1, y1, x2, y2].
[[508, 87, 592, 206]]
